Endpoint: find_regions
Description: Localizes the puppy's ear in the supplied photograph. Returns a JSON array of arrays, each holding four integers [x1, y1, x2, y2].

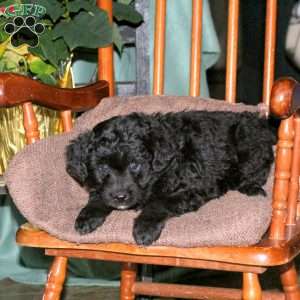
[[65, 131, 94, 185]]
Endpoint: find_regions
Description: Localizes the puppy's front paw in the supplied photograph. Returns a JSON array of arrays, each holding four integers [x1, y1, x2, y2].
[[133, 219, 164, 246], [75, 210, 105, 235], [238, 184, 267, 197]]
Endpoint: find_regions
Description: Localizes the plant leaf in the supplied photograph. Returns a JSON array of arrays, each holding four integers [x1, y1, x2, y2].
[[36, 73, 57, 86], [28, 43, 45, 61], [52, 10, 112, 50], [0, 0, 16, 8], [0, 38, 9, 58], [29, 30, 69, 67], [28, 56, 56, 75], [36, 0, 65, 22], [0, 0, 15, 16], [112, 22, 123, 54], [67, 0, 96, 13], [113, 2, 143, 24]]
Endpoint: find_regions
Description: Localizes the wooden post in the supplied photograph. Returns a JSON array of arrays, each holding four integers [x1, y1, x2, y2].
[[243, 273, 262, 300], [97, 0, 114, 96], [189, 0, 203, 97], [225, 0, 239, 103], [269, 117, 294, 240], [120, 262, 137, 300], [286, 115, 300, 225], [262, 0, 277, 106], [153, 0, 166, 95], [22, 102, 40, 144], [42, 256, 68, 300], [280, 262, 300, 300], [60, 111, 73, 132]]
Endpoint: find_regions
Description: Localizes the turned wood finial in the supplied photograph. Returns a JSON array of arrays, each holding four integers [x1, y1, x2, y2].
[[270, 78, 297, 119]]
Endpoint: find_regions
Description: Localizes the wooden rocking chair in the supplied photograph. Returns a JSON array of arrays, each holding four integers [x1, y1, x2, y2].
[[1, 0, 300, 299]]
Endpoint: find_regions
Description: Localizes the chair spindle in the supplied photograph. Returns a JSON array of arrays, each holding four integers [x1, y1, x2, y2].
[[97, 0, 115, 96], [120, 263, 137, 300], [280, 262, 300, 299], [60, 111, 73, 132], [153, 0, 167, 95], [297, 183, 300, 218], [43, 256, 68, 300], [262, 0, 277, 106], [22, 102, 40, 145], [286, 115, 300, 226], [225, 0, 239, 103], [189, 0, 203, 97], [269, 117, 294, 240], [242, 273, 262, 300]]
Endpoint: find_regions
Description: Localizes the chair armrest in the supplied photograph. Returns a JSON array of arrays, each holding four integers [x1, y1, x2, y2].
[[0, 73, 109, 112], [270, 77, 300, 119]]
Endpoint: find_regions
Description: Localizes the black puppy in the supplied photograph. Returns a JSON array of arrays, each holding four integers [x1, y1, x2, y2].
[[66, 111, 276, 245]]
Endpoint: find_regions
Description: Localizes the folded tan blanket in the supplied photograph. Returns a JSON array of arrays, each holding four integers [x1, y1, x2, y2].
[[4, 96, 273, 247]]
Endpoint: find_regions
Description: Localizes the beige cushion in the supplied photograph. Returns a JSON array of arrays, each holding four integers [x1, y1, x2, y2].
[[4, 96, 273, 247]]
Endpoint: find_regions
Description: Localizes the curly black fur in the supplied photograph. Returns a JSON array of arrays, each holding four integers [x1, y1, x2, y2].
[[66, 111, 276, 245]]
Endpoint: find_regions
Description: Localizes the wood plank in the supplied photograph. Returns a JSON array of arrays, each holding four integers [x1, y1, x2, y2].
[[16, 222, 300, 267], [189, 0, 203, 96], [262, 0, 277, 106], [225, 0, 239, 103], [153, 0, 166, 95], [45, 248, 266, 274], [0, 73, 109, 111], [97, 0, 114, 96], [132, 282, 284, 300]]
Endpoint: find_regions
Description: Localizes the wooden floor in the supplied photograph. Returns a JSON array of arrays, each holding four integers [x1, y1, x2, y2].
[[0, 278, 119, 300], [0, 279, 175, 300], [0, 268, 283, 300]]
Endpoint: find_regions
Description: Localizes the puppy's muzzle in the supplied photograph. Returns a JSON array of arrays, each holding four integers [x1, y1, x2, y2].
[[110, 191, 135, 210]]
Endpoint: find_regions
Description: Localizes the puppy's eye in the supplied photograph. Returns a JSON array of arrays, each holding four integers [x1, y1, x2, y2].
[[129, 162, 141, 173], [98, 164, 109, 172]]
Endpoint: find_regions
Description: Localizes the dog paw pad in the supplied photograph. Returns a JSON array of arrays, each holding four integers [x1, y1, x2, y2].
[[133, 221, 164, 246], [75, 216, 104, 235], [238, 184, 267, 197]]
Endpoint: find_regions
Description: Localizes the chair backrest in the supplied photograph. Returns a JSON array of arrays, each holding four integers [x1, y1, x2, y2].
[[18, 0, 278, 145], [2, 0, 299, 244], [98, 0, 277, 104]]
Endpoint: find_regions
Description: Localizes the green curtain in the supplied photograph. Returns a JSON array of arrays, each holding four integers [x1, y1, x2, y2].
[[0, 0, 220, 285]]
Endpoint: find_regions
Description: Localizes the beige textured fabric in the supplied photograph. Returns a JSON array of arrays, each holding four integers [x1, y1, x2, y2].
[[5, 96, 273, 247]]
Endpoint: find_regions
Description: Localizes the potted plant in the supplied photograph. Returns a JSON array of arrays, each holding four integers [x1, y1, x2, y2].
[[0, 0, 142, 174]]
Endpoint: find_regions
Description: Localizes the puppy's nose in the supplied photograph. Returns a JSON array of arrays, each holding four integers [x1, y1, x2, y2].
[[115, 193, 129, 201]]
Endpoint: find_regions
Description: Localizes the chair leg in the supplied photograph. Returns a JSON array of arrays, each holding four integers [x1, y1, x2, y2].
[[120, 262, 137, 300], [280, 261, 300, 300], [42, 256, 68, 300], [242, 273, 262, 300]]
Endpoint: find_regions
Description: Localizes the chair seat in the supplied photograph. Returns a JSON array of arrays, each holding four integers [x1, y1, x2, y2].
[[5, 96, 272, 248], [16, 221, 300, 268]]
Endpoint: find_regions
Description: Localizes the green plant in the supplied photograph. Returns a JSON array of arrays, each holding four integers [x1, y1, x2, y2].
[[0, 0, 142, 85], [0, 0, 143, 175]]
